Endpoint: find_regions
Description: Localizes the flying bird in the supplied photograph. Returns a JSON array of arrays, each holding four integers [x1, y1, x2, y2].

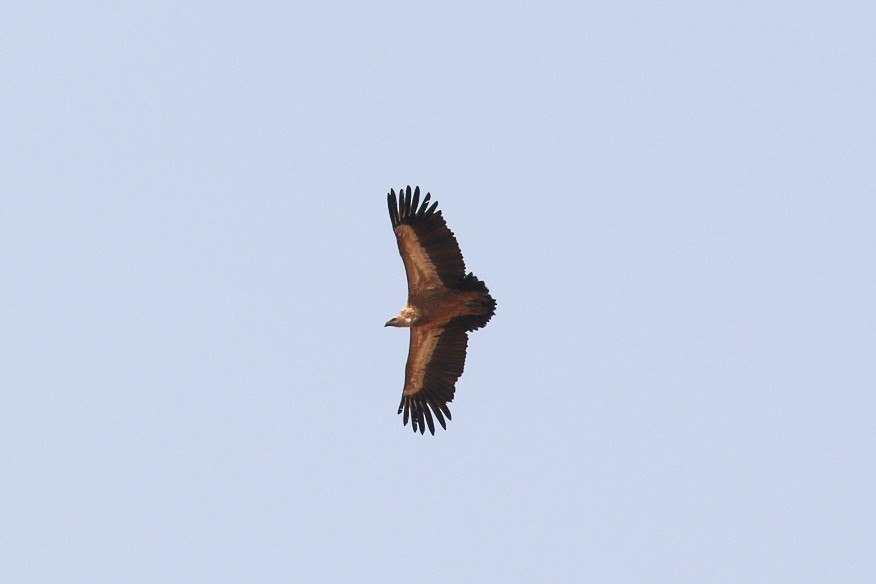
[[385, 186, 496, 434]]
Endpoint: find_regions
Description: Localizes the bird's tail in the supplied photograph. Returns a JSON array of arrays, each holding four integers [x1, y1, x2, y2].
[[456, 273, 496, 332]]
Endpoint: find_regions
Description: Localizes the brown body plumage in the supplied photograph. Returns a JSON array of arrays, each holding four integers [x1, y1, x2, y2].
[[385, 186, 496, 434]]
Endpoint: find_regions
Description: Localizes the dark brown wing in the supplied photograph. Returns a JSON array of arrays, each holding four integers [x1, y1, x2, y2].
[[398, 323, 468, 434], [387, 186, 466, 296]]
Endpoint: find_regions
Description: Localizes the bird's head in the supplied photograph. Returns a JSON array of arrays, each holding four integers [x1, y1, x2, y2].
[[384, 313, 413, 327]]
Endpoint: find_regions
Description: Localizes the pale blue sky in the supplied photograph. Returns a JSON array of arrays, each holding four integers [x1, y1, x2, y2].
[[2, 2, 874, 582]]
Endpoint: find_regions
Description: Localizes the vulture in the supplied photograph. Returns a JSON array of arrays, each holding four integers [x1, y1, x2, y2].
[[385, 186, 496, 434]]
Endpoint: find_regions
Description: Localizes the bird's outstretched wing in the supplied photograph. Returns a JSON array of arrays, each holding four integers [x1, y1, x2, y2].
[[398, 324, 468, 435], [387, 186, 466, 296]]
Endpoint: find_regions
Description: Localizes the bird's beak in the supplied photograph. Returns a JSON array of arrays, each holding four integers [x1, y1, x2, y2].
[[384, 318, 395, 327]]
